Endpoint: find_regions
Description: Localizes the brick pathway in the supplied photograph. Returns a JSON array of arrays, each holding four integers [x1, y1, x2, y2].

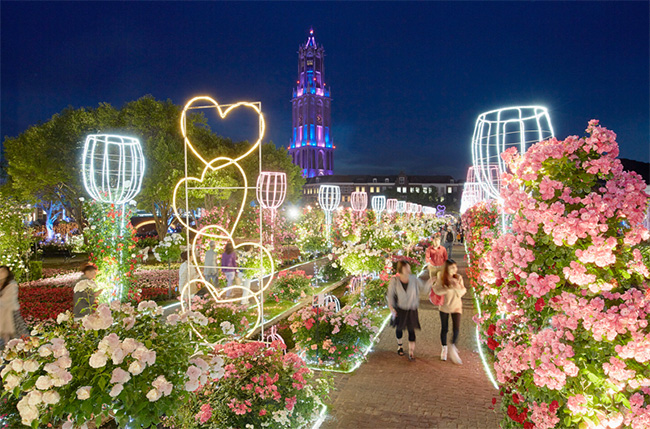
[[320, 244, 501, 429]]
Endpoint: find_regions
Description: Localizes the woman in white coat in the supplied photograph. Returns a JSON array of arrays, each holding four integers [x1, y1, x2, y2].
[[433, 259, 467, 364]]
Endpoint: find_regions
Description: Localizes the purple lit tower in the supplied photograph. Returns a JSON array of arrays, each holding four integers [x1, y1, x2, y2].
[[288, 28, 334, 178]]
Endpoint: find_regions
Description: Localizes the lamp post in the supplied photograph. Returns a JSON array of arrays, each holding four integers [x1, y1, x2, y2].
[[82, 134, 145, 301]]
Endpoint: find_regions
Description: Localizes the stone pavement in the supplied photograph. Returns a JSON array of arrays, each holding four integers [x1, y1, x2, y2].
[[320, 244, 501, 429]]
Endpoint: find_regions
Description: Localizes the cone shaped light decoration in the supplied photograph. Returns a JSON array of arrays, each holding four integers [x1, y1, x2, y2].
[[350, 191, 368, 212], [471, 106, 553, 200]]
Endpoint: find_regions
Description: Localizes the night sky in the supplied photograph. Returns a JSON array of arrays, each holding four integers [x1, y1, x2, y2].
[[2, 1, 648, 179]]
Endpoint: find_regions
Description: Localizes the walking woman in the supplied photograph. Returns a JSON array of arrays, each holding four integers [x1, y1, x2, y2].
[[433, 259, 466, 364], [0, 265, 27, 347], [220, 243, 238, 298], [425, 234, 447, 280], [386, 260, 433, 361]]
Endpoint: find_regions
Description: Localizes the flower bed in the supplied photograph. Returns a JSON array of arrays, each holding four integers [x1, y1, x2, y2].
[[190, 296, 251, 343], [289, 304, 381, 371], [166, 341, 331, 428], [1, 301, 212, 428], [269, 270, 312, 303], [466, 121, 650, 428]]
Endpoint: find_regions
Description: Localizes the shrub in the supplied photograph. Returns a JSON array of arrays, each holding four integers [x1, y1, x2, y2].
[[268, 270, 312, 303]]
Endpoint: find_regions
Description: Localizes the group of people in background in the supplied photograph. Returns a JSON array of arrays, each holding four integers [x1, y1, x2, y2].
[[387, 227, 466, 363], [179, 241, 240, 298]]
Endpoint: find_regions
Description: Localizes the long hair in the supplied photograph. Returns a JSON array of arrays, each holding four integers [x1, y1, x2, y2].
[[396, 260, 410, 275], [0, 265, 14, 290], [225, 243, 235, 255], [440, 259, 457, 288]]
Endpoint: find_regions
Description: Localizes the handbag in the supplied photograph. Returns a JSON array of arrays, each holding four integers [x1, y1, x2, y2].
[[429, 288, 445, 306]]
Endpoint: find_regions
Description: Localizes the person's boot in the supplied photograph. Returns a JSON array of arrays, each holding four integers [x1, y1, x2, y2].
[[440, 345, 448, 361], [449, 344, 463, 364], [408, 341, 416, 361]]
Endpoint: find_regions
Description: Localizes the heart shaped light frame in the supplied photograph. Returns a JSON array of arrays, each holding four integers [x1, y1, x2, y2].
[[173, 96, 275, 343]]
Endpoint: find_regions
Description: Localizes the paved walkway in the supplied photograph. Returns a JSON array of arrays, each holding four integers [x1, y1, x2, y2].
[[321, 244, 501, 429]]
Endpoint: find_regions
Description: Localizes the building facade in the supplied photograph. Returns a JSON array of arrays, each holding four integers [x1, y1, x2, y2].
[[302, 173, 463, 208], [288, 29, 334, 178]]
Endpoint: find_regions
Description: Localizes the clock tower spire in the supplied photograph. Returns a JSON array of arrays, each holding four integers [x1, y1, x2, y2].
[[288, 28, 334, 178]]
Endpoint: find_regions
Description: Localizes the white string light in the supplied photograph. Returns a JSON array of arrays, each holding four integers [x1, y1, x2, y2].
[[82, 134, 145, 205], [396, 201, 406, 214], [350, 191, 367, 212], [318, 185, 340, 243], [371, 195, 386, 221], [386, 198, 397, 213]]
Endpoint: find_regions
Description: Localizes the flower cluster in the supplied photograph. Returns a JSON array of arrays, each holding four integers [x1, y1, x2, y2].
[[152, 233, 185, 263], [467, 121, 650, 428], [169, 341, 331, 428], [1, 300, 209, 428], [289, 304, 379, 370], [189, 295, 251, 343], [269, 270, 312, 303], [0, 198, 34, 282]]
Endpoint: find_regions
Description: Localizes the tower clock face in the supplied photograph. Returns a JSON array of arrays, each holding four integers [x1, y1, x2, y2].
[[316, 114, 322, 125]]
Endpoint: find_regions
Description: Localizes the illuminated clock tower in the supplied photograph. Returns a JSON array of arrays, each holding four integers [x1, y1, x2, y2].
[[288, 28, 333, 178]]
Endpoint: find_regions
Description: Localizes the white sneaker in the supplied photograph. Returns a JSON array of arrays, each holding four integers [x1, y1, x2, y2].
[[449, 344, 463, 365], [440, 345, 448, 361]]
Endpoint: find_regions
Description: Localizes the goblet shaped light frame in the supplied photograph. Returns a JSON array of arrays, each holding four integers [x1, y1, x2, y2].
[[406, 202, 417, 214], [371, 195, 386, 220], [318, 185, 341, 242], [386, 198, 398, 213], [82, 134, 145, 205], [471, 106, 554, 200], [396, 200, 406, 214], [350, 191, 368, 212], [256, 172, 287, 210]]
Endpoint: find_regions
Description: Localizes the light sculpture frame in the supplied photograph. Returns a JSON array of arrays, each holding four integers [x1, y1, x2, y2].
[[82, 134, 145, 300], [396, 200, 406, 214], [172, 95, 275, 343], [471, 106, 554, 200], [350, 191, 368, 212], [406, 202, 417, 214], [318, 185, 341, 243], [256, 172, 288, 247], [371, 195, 386, 221], [82, 134, 145, 205], [386, 198, 397, 214]]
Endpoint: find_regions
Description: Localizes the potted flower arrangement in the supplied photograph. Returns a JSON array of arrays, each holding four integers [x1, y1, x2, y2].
[[268, 270, 312, 303], [289, 305, 379, 370], [167, 341, 331, 428], [1, 301, 211, 428]]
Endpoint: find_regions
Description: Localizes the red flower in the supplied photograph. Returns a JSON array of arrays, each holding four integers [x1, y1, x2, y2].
[[491, 397, 497, 405], [512, 393, 520, 404], [507, 405, 519, 421], [487, 324, 496, 337], [487, 337, 499, 351], [549, 400, 559, 412], [534, 297, 545, 312]]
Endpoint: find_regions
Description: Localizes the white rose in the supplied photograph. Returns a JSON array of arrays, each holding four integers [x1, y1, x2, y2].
[[27, 390, 43, 406], [56, 312, 70, 324], [128, 360, 144, 375], [42, 390, 60, 405], [90, 225, 96, 230], [89, 352, 107, 369], [4, 374, 21, 389], [19, 404, 39, 426], [146, 388, 161, 402], [35, 375, 52, 390], [11, 359, 24, 372], [184, 379, 199, 392], [109, 383, 124, 397], [76, 386, 91, 400], [38, 345, 52, 357]]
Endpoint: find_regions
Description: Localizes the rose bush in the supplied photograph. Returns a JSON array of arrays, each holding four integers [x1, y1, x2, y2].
[[269, 270, 312, 303], [1, 301, 211, 428], [289, 304, 379, 370], [189, 295, 251, 343], [468, 121, 650, 428], [168, 341, 331, 429]]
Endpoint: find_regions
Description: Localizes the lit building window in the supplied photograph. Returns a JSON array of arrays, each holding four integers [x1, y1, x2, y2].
[[355, 186, 360, 192], [448, 187, 452, 194]]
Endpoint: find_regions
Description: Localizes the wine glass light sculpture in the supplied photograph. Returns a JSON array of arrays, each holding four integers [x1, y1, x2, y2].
[[471, 106, 554, 200], [350, 191, 368, 212], [82, 134, 146, 301], [256, 172, 287, 246], [318, 185, 341, 243], [386, 198, 398, 214], [371, 195, 386, 221], [397, 200, 406, 214]]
